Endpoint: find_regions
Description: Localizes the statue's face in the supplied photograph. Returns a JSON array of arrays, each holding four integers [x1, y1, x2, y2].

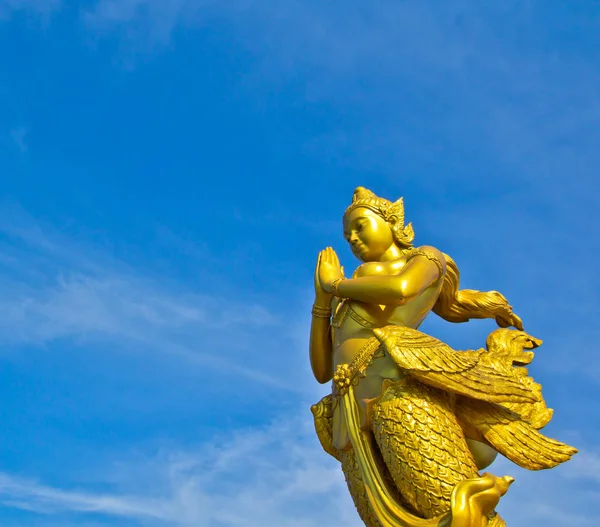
[[343, 207, 394, 262]]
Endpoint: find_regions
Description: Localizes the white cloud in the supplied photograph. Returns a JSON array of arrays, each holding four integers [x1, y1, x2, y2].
[[490, 442, 600, 526], [0, 414, 595, 527], [2, 4, 599, 525], [0, 413, 361, 527], [0, 472, 173, 520], [0, 204, 302, 392], [0, 208, 591, 526], [0, 273, 274, 343]]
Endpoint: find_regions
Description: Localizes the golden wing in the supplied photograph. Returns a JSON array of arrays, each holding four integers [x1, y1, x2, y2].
[[455, 397, 578, 470], [373, 326, 539, 404]]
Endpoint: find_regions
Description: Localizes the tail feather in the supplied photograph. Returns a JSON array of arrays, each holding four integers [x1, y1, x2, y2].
[[456, 397, 577, 471]]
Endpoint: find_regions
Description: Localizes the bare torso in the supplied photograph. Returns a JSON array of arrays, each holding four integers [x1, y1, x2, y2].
[[331, 253, 445, 406], [329, 252, 499, 468], [333, 254, 444, 366]]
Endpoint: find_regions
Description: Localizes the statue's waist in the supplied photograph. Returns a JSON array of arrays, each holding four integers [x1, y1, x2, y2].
[[332, 301, 429, 335], [332, 302, 382, 329], [333, 336, 403, 397], [330, 337, 404, 451]]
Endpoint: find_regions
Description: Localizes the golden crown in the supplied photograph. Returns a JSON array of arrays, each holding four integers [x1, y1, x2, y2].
[[344, 187, 415, 246]]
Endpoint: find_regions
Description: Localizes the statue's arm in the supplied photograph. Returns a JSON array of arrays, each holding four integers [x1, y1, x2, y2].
[[334, 246, 445, 305], [310, 253, 334, 384], [309, 308, 333, 384]]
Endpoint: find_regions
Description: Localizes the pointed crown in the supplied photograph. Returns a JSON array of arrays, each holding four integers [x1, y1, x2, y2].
[[344, 187, 415, 247]]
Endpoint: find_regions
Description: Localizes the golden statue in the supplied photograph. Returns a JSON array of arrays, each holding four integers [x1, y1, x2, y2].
[[309, 187, 577, 527]]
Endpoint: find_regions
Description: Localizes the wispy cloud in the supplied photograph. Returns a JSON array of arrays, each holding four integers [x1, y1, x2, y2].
[[0, 473, 174, 520], [490, 437, 600, 526], [0, 414, 360, 527], [0, 415, 596, 527], [0, 204, 302, 391], [0, 273, 274, 344], [2, 4, 598, 526]]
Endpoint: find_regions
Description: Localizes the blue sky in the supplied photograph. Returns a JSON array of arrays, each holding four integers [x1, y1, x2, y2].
[[1, 1, 599, 526]]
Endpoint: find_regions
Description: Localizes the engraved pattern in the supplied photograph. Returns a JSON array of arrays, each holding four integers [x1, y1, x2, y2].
[[405, 248, 445, 279], [310, 395, 341, 462], [332, 301, 379, 329], [373, 327, 539, 404], [455, 397, 577, 471], [331, 299, 349, 328], [343, 187, 415, 247], [346, 304, 380, 328], [370, 379, 479, 518], [332, 338, 381, 396], [311, 304, 332, 318], [487, 514, 507, 527], [312, 324, 577, 525], [339, 447, 383, 527], [310, 187, 577, 526], [480, 329, 554, 430]]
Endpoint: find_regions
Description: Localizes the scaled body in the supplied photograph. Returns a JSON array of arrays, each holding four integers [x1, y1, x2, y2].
[[309, 188, 576, 527]]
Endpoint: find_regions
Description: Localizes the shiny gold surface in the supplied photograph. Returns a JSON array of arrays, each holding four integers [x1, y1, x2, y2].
[[309, 187, 576, 526]]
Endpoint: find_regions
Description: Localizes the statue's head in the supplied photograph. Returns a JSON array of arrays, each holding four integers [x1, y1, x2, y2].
[[343, 187, 414, 261]]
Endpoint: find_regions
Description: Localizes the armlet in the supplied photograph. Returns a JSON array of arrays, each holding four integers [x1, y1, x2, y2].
[[405, 248, 445, 281]]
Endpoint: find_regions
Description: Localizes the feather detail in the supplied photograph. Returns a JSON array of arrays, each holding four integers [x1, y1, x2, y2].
[[455, 397, 578, 471], [373, 327, 538, 404]]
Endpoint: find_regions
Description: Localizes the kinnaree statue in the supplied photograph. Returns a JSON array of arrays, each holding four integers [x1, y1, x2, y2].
[[309, 187, 577, 527]]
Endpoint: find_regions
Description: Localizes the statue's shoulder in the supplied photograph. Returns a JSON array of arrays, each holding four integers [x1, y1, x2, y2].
[[407, 245, 446, 271], [406, 245, 446, 265]]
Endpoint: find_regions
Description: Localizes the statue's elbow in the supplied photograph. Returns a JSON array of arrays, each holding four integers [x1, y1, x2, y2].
[[391, 277, 431, 304], [311, 359, 333, 384], [314, 369, 333, 384]]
